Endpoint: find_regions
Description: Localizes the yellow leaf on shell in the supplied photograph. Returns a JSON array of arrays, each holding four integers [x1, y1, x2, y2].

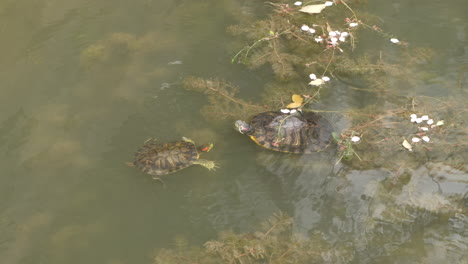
[[299, 4, 327, 14], [287, 102, 302, 108], [291, 94, 303, 104]]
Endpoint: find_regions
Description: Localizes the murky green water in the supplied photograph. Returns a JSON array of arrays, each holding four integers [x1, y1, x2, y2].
[[0, 0, 467, 263]]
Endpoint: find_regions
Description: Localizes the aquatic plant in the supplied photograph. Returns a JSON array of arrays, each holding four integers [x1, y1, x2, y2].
[[152, 212, 349, 264]]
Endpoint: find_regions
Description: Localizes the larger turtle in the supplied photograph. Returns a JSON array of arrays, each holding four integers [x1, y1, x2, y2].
[[128, 137, 217, 180], [235, 111, 333, 153]]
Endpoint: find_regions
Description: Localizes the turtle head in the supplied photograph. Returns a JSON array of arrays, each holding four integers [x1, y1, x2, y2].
[[235, 120, 254, 136], [198, 143, 213, 152]]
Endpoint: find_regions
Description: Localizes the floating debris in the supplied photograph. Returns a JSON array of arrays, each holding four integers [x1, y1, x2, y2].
[[168, 60, 183, 65], [160, 82, 171, 90]]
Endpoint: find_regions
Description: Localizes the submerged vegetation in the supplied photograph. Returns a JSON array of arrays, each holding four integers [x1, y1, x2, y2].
[[182, 0, 468, 171]]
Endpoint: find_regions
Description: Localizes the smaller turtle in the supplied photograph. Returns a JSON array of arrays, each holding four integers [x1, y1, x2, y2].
[[128, 137, 217, 182]]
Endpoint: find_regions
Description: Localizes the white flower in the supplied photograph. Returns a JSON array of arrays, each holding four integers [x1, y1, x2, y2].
[[349, 22, 359, 27], [412, 137, 421, 143], [321, 76, 330, 82], [325, 1, 333, 6], [309, 28, 316, 34], [341, 32, 349, 37], [294, 1, 303, 6], [281, 109, 290, 114], [427, 119, 434, 125], [421, 115, 429, 120], [314, 37, 323, 43], [329, 31, 337, 37], [301, 25, 310, 31], [420, 127, 429, 131], [415, 118, 423, 123], [390, 38, 400, 43], [309, 73, 317, 80], [339, 36, 346, 42], [351, 136, 360, 142], [422, 136, 430, 142]]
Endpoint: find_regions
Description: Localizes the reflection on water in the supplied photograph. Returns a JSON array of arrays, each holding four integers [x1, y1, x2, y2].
[[0, 0, 467, 263]]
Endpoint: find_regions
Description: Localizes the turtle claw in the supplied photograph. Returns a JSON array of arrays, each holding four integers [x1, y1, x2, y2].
[[205, 161, 219, 171]]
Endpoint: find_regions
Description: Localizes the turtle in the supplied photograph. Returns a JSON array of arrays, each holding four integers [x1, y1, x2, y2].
[[235, 111, 334, 153], [128, 137, 217, 180]]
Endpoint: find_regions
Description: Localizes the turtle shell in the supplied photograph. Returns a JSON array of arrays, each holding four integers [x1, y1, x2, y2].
[[249, 111, 333, 153], [132, 139, 199, 176]]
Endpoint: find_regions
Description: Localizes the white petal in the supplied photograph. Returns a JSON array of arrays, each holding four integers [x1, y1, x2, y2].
[[420, 127, 429, 131], [301, 25, 310, 31], [309, 73, 317, 80], [330, 37, 338, 42], [412, 137, 421, 143], [415, 118, 423, 123], [351, 136, 360, 142], [349, 22, 359, 27], [309, 28, 316, 34], [427, 119, 434, 125], [325, 1, 333, 6], [390, 38, 399, 43], [339, 36, 346, 42], [314, 37, 323, 43], [421, 115, 429, 120], [436, 120, 444, 126], [402, 139, 412, 151], [410, 114, 417, 119], [309, 79, 325, 86], [294, 1, 303, 6], [329, 31, 337, 37], [290, 109, 297, 114], [321, 76, 330, 82], [422, 136, 430, 142], [280, 109, 290, 113], [341, 32, 349, 37]]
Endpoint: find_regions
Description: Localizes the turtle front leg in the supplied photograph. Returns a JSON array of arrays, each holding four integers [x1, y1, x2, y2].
[[193, 159, 218, 171]]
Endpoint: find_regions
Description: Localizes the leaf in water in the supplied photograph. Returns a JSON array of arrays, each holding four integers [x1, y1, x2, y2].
[[402, 139, 412, 151], [291, 94, 304, 104], [299, 4, 327, 14], [309, 79, 325, 86], [287, 102, 302, 108]]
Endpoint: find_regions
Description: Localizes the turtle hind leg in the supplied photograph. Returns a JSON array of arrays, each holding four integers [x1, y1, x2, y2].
[[193, 159, 218, 171], [182, 137, 195, 144], [152, 176, 166, 188]]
